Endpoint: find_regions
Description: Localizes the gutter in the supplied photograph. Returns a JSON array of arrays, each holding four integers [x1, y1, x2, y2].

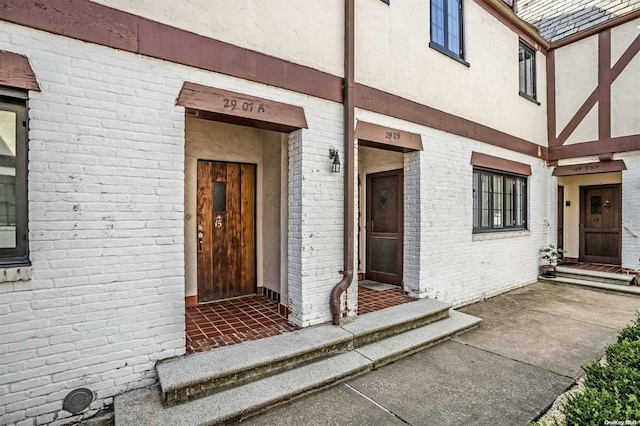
[[330, 0, 355, 326]]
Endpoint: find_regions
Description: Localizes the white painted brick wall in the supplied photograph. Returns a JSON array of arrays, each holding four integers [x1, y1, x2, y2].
[[0, 21, 345, 424], [356, 108, 551, 306], [620, 151, 640, 271]]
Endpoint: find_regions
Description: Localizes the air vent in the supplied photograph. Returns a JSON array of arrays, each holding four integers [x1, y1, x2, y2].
[[63, 388, 94, 414]]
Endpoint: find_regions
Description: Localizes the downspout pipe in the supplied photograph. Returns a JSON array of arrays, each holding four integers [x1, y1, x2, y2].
[[331, 0, 355, 326]]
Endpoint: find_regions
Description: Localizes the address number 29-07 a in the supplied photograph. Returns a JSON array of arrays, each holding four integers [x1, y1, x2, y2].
[[222, 98, 266, 114]]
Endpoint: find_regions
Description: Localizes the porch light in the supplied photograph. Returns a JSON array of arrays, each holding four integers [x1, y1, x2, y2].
[[329, 147, 341, 173]]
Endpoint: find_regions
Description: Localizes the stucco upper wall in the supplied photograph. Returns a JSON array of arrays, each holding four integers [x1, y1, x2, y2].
[[355, 0, 548, 146], [87, 0, 345, 77], [553, 17, 640, 145]]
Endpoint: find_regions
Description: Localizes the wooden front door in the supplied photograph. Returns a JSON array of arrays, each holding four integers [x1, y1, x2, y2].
[[579, 184, 621, 265], [197, 161, 256, 302], [366, 170, 403, 285]]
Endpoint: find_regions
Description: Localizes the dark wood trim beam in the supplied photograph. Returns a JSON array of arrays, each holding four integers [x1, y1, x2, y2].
[[0, 0, 343, 103], [0, 50, 40, 91], [471, 152, 532, 176], [599, 30, 611, 140], [549, 135, 640, 160], [556, 33, 640, 146], [552, 160, 626, 176], [546, 50, 556, 147], [178, 82, 308, 132], [355, 84, 547, 159], [355, 121, 423, 152]]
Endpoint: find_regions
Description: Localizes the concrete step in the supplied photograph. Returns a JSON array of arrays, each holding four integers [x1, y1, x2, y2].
[[114, 310, 481, 426], [539, 276, 640, 296], [157, 297, 451, 405], [555, 266, 637, 286]]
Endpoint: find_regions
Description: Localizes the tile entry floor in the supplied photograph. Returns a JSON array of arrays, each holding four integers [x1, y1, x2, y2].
[[357, 285, 416, 315], [186, 296, 297, 354], [186, 285, 416, 354]]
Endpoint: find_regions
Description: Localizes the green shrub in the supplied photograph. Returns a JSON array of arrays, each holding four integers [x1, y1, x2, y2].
[[605, 339, 640, 369], [582, 360, 640, 397], [563, 388, 640, 426], [618, 312, 640, 343]]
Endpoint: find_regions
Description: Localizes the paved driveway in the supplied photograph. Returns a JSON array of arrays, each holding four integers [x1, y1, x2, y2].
[[241, 282, 640, 426]]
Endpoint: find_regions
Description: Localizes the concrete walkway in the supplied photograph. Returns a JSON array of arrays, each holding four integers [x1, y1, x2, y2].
[[240, 282, 640, 426]]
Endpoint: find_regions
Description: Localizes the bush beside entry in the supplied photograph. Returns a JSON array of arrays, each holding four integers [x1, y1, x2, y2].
[[539, 244, 565, 278]]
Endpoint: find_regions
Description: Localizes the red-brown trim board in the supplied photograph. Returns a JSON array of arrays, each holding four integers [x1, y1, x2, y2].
[[471, 152, 532, 176], [0, 50, 40, 91], [1, 0, 547, 159], [552, 160, 626, 177]]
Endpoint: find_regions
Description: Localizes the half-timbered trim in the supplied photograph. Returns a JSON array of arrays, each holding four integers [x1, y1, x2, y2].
[[546, 50, 556, 147], [554, 32, 640, 147], [0, 50, 40, 91], [356, 84, 547, 159], [552, 160, 626, 177], [549, 135, 640, 161], [598, 30, 612, 141], [355, 121, 423, 152], [177, 82, 308, 133]]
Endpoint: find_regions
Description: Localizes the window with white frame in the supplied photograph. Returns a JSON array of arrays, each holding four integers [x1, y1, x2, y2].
[[0, 91, 29, 265], [473, 168, 527, 233]]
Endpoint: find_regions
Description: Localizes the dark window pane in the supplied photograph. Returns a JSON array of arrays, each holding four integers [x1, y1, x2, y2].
[[473, 168, 527, 233], [591, 195, 602, 214], [213, 182, 226, 212], [448, 0, 460, 54]]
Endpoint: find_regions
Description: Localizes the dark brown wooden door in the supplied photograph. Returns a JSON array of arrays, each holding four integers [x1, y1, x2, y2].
[[580, 184, 621, 265], [557, 185, 564, 251], [197, 161, 256, 302], [366, 170, 403, 285]]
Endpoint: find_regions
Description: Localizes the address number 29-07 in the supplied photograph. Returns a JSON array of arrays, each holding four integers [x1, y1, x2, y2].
[[222, 98, 266, 114]]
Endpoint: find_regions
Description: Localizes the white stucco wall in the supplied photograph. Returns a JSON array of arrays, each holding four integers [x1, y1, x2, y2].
[[87, 0, 345, 78], [355, 0, 548, 146], [611, 19, 640, 139]]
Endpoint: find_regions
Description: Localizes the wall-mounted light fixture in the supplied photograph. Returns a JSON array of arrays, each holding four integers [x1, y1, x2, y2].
[[329, 147, 341, 173]]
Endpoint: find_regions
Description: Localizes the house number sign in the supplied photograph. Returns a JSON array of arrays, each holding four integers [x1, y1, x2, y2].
[[214, 215, 223, 228], [222, 97, 266, 114]]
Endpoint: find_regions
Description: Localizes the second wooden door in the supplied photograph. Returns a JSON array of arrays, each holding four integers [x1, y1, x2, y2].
[[580, 184, 621, 265]]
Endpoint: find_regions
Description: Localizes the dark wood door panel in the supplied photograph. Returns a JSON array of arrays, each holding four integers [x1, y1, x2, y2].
[[366, 169, 403, 285], [197, 160, 256, 302], [580, 184, 621, 265]]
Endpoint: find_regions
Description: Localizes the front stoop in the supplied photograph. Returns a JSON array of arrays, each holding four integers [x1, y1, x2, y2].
[[540, 267, 640, 295], [114, 299, 480, 425]]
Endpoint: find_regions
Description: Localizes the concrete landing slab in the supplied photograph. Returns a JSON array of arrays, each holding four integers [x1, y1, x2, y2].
[[355, 311, 481, 367], [540, 276, 640, 296], [116, 351, 372, 426], [241, 384, 406, 426], [341, 297, 451, 345], [347, 341, 573, 426], [158, 324, 353, 404]]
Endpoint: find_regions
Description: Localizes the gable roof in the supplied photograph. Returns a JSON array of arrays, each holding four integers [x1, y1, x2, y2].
[[517, 0, 640, 42]]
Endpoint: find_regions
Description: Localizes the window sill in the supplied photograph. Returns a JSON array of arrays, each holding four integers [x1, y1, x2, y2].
[[0, 265, 32, 283], [429, 42, 470, 67], [519, 92, 540, 105], [473, 229, 531, 242]]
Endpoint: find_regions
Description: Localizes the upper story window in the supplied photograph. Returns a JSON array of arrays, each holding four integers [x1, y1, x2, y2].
[[430, 0, 467, 65], [473, 168, 527, 233], [519, 41, 537, 102], [0, 90, 29, 266]]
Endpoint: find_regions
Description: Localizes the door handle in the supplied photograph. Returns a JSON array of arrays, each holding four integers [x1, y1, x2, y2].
[[197, 224, 204, 254]]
